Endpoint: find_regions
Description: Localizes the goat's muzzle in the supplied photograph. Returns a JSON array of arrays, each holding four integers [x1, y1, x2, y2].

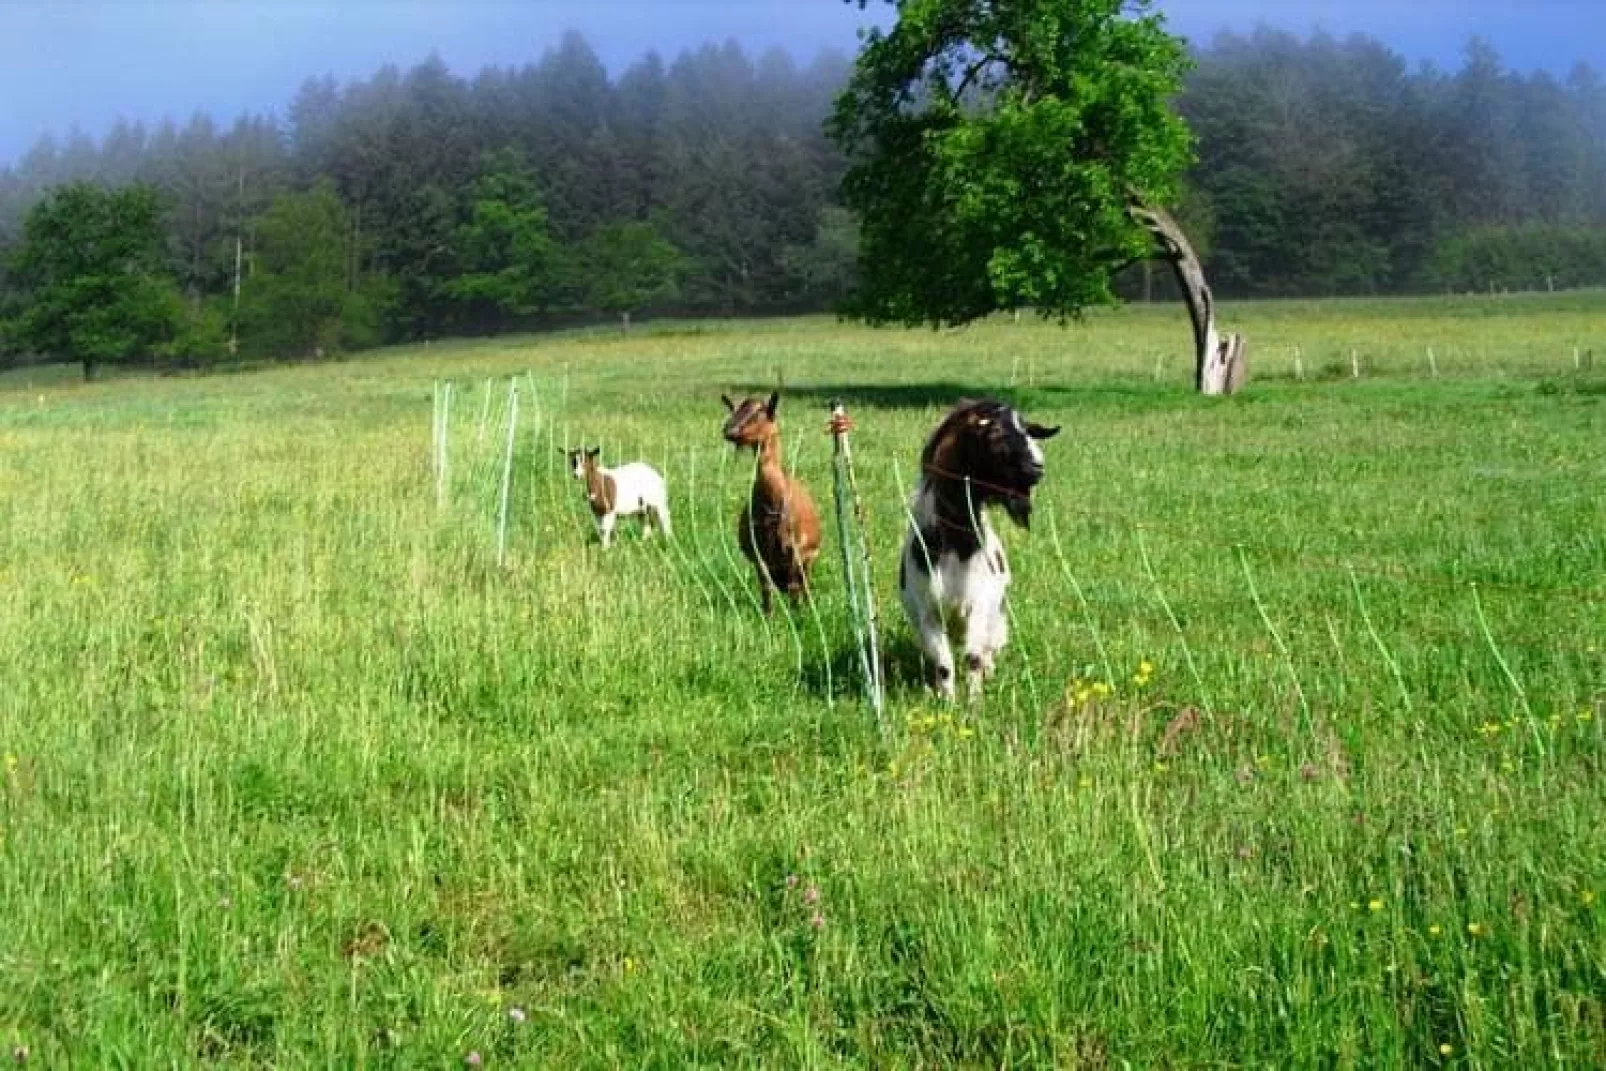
[[722, 416, 759, 450], [1003, 464, 1043, 527]]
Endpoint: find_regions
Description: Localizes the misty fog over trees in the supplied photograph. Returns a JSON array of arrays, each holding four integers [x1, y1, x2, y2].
[[2, 28, 1604, 366]]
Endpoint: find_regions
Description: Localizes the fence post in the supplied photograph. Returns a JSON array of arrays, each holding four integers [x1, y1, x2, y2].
[[496, 379, 518, 566], [437, 381, 452, 509], [828, 401, 885, 722]]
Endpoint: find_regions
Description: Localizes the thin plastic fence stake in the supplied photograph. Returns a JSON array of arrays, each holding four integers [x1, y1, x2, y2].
[[828, 401, 884, 721], [437, 382, 452, 509], [496, 379, 518, 566]]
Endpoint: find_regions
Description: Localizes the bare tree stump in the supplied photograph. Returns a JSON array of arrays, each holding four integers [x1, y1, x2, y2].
[[1127, 197, 1247, 395]]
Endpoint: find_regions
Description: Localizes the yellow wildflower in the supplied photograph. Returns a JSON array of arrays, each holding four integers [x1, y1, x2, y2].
[[1078, 775, 1093, 790], [1439, 1043, 1453, 1056], [1581, 890, 1596, 907], [956, 726, 974, 740], [1428, 924, 1442, 936], [1466, 922, 1488, 937], [1368, 899, 1384, 912]]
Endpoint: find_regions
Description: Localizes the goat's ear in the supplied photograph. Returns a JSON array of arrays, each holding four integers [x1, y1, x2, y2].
[[720, 393, 735, 412], [586, 446, 600, 458], [765, 391, 779, 417], [1025, 422, 1061, 440]]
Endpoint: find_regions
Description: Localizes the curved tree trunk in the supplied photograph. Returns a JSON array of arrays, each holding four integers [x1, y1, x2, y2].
[[1127, 198, 1247, 395]]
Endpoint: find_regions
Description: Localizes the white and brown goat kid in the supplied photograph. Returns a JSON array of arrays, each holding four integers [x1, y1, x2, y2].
[[899, 399, 1059, 701], [566, 447, 671, 547]]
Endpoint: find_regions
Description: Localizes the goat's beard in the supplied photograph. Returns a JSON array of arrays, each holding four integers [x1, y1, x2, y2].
[[1004, 494, 1033, 528]]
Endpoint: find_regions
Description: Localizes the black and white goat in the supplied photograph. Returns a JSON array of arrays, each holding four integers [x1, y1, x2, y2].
[[898, 399, 1059, 701]]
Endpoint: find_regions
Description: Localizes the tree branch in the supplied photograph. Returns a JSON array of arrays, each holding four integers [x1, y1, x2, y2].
[[953, 51, 1005, 103]]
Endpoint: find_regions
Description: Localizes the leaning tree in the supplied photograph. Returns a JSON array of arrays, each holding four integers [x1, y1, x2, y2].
[[832, 0, 1245, 394]]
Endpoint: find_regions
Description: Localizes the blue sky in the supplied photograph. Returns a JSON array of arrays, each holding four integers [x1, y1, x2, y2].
[[2, 1, 1602, 167]]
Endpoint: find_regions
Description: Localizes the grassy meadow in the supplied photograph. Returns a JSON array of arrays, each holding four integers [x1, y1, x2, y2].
[[0, 293, 1603, 1066]]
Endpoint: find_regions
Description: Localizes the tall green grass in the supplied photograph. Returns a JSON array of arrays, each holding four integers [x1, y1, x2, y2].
[[0, 294, 1601, 1065]]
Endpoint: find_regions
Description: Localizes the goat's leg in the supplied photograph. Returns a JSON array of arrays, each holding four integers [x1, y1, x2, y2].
[[598, 512, 616, 549], [785, 558, 809, 604], [904, 597, 955, 700], [981, 605, 1008, 679], [962, 600, 1005, 702]]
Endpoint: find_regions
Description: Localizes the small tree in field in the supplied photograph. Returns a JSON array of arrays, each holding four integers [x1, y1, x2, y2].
[[582, 221, 684, 331], [7, 182, 182, 380], [832, 0, 1245, 393]]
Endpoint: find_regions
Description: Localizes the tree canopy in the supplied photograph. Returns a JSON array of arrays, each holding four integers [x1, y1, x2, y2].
[[582, 220, 685, 328], [830, 0, 1194, 326], [239, 184, 388, 358], [5, 182, 182, 378], [440, 150, 565, 330]]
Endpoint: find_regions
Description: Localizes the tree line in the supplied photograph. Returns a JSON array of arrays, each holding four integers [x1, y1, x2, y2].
[[1178, 31, 1606, 297], [1, 28, 1603, 371]]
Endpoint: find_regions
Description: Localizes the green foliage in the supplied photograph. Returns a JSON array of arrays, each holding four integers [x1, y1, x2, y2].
[[580, 220, 684, 324], [5, 182, 184, 378], [1419, 224, 1606, 292], [830, 0, 1194, 325], [1179, 32, 1606, 296], [163, 297, 232, 367], [239, 184, 389, 358], [440, 152, 566, 331], [781, 204, 860, 307]]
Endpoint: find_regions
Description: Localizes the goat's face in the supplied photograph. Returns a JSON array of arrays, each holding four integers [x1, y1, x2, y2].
[[925, 400, 1060, 527], [720, 392, 779, 451], [565, 447, 601, 481]]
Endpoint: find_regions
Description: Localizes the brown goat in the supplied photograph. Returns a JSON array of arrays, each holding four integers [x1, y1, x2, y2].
[[720, 392, 822, 614]]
